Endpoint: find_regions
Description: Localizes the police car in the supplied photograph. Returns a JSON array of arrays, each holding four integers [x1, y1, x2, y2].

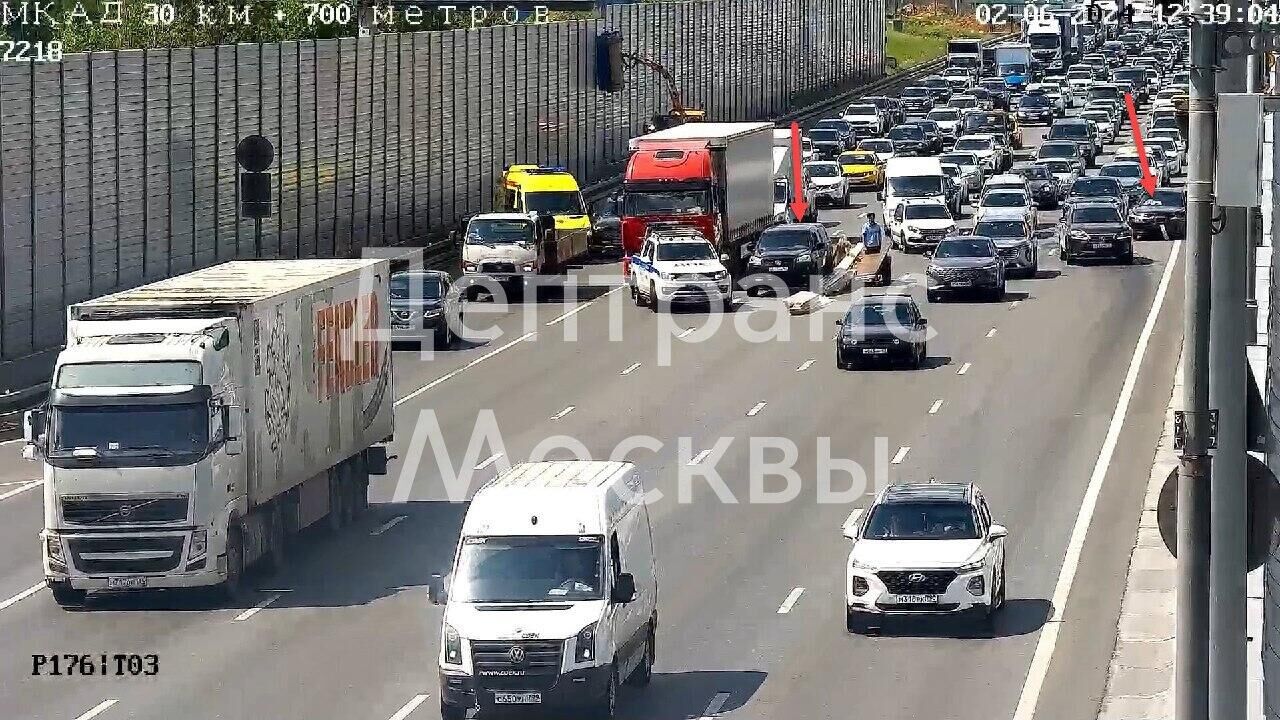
[[629, 224, 733, 311]]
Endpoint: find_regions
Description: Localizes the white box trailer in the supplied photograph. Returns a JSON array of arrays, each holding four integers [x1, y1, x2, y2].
[[25, 259, 394, 605]]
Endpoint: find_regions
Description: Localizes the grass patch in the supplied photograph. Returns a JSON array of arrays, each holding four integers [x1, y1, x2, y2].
[[886, 28, 949, 71], [885, 9, 994, 73]]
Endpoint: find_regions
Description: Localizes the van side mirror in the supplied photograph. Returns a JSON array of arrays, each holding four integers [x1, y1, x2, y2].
[[428, 574, 450, 605], [449, 230, 461, 247], [611, 573, 637, 604], [224, 405, 244, 456], [877, 190, 886, 201]]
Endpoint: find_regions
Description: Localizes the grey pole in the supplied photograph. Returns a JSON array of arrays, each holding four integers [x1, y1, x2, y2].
[[1245, 52, 1264, 339], [1208, 14, 1252, 720], [1177, 15, 1216, 720]]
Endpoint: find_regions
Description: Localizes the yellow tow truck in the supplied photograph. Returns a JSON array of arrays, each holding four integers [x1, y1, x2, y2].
[[494, 165, 592, 273]]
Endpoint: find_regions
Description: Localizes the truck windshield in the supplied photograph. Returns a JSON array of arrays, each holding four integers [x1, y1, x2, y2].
[[655, 242, 715, 261], [1029, 35, 1060, 49], [999, 64, 1028, 75], [452, 536, 604, 603], [950, 56, 979, 69], [889, 176, 943, 197], [56, 361, 201, 388], [50, 403, 209, 456], [523, 191, 584, 215], [863, 501, 980, 540], [466, 219, 533, 245], [623, 190, 709, 216]]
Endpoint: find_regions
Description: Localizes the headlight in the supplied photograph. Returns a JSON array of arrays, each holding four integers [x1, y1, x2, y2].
[[711, 270, 728, 281], [443, 624, 463, 665], [190, 529, 208, 559], [522, 263, 534, 272], [424, 308, 444, 318], [575, 622, 598, 663], [462, 261, 477, 271], [904, 225, 921, 235], [794, 253, 813, 264], [45, 533, 65, 565], [748, 256, 762, 265], [957, 559, 986, 574], [851, 576, 870, 596]]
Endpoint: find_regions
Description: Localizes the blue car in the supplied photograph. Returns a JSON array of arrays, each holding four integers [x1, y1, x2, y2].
[[1000, 63, 1030, 92]]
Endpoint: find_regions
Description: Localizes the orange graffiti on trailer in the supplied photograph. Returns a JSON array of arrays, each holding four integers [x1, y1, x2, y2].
[[314, 293, 382, 400]]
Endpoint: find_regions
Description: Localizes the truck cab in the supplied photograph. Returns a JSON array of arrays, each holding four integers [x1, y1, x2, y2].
[[460, 213, 539, 290]]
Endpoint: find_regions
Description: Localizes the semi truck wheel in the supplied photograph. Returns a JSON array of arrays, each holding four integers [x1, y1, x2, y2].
[[49, 582, 86, 608], [216, 522, 245, 601]]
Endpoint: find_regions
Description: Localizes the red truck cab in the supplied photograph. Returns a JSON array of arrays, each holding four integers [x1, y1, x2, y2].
[[622, 141, 719, 257]]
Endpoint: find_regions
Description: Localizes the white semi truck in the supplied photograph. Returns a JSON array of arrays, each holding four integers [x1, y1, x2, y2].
[[22, 260, 394, 607]]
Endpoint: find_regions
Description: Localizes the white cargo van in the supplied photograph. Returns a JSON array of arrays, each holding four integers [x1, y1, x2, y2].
[[880, 157, 947, 234], [431, 461, 658, 720]]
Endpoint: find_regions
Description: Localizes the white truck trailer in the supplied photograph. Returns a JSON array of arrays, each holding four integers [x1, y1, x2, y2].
[[22, 259, 395, 606]]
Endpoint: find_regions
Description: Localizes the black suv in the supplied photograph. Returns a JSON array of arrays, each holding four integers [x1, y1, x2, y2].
[[835, 294, 928, 370], [1063, 176, 1128, 216], [900, 86, 935, 115], [745, 223, 835, 293], [1011, 161, 1060, 209], [887, 124, 930, 156], [1062, 201, 1134, 264]]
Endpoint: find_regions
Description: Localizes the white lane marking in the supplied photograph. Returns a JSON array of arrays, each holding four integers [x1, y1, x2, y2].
[[370, 515, 407, 536], [1009, 300, 1021, 310], [0, 480, 41, 501], [777, 587, 806, 614], [796, 359, 815, 372], [1012, 239, 1182, 720], [901, 273, 916, 282], [700, 692, 731, 718], [677, 327, 696, 339], [73, 700, 118, 720], [545, 286, 625, 326], [551, 405, 576, 420], [890, 446, 910, 465], [986, 327, 998, 338], [474, 453, 503, 470], [928, 399, 944, 415], [620, 362, 642, 375], [746, 402, 767, 417], [0, 582, 44, 612], [688, 448, 713, 466], [233, 592, 283, 622], [386, 694, 431, 720], [396, 332, 536, 407], [0, 437, 25, 445], [957, 362, 972, 375]]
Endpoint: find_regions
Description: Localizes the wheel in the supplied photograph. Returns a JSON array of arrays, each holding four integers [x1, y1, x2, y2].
[[836, 351, 850, 371], [630, 282, 642, 306], [439, 703, 467, 720], [993, 279, 1006, 300], [627, 628, 655, 687], [49, 582, 86, 608], [433, 325, 449, 350], [590, 664, 619, 720], [1121, 246, 1135, 265], [1063, 250, 1074, 266], [912, 343, 925, 369], [878, 256, 892, 286], [722, 297, 734, 313], [1029, 253, 1040, 278], [843, 190, 853, 208], [648, 282, 659, 313], [927, 291, 941, 303], [215, 521, 244, 601]]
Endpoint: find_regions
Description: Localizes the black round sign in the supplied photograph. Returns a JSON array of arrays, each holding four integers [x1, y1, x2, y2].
[[1157, 454, 1280, 572], [236, 135, 274, 172]]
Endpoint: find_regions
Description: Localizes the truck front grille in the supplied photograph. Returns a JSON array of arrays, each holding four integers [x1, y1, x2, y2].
[[62, 495, 189, 525], [472, 640, 563, 690], [878, 570, 957, 595], [68, 536, 185, 573], [479, 261, 517, 274]]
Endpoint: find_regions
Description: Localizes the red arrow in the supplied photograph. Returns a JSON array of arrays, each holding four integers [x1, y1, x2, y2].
[[789, 121, 810, 222], [1124, 93, 1157, 197]]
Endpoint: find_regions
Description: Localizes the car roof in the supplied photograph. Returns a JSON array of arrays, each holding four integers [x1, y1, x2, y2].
[[393, 269, 450, 279], [1072, 200, 1124, 210], [880, 482, 974, 505]]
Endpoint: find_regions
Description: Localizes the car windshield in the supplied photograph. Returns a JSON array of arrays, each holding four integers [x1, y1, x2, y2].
[[1152, 116, 1179, 129], [464, 219, 533, 245], [807, 163, 840, 177], [1043, 160, 1074, 173], [863, 501, 980, 540], [390, 274, 443, 300], [940, 153, 977, 167], [1081, 112, 1109, 123], [928, 109, 959, 121], [955, 138, 991, 151], [902, 87, 928, 97], [1102, 164, 1142, 179], [655, 242, 715, 261], [983, 191, 1026, 207], [974, 220, 1026, 237], [623, 190, 709, 216], [1149, 190, 1186, 207], [935, 238, 994, 258], [1090, 86, 1121, 100], [847, 302, 915, 327], [1000, 63, 1028, 75], [952, 97, 977, 108], [452, 535, 604, 603], [861, 140, 892, 152], [1039, 143, 1077, 158], [1024, 166, 1051, 180], [847, 104, 877, 115], [1049, 124, 1089, 139], [1114, 69, 1144, 81], [50, 403, 209, 456], [1073, 206, 1122, 223], [888, 175, 944, 197], [524, 190, 585, 215], [888, 126, 924, 140], [1019, 95, 1051, 108], [810, 129, 839, 142], [1072, 178, 1119, 195], [841, 153, 877, 165], [758, 230, 813, 251], [905, 204, 950, 220]]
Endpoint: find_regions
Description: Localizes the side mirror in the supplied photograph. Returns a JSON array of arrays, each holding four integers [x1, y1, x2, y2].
[[876, 190, 886, 201], [923, 249, 934, 259], [449, 230, 461, 247], [612, 572, 637, 604], [23, 407, 45, 445], [428, 574, 450, 605], [917, 317, 928, 327], [224, 405, 244, 456], [989, 524, 1009, 540], [719, 253, 731, 264], [841, 508, 864, 540], [366, 446, 389, 476], [835, 318, 845, 326]]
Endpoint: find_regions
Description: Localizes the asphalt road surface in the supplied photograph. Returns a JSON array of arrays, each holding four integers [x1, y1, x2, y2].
[[0, 102, 1185, 720]]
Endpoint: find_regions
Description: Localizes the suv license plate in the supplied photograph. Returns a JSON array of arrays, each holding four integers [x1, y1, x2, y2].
[[950, 280, 972, 287], [1090, 241, 1112, 249], [494, 692, 541, 705], [892, 594, 939, 604], [863, 348, 889, 355], [106, 577, 148, 590]]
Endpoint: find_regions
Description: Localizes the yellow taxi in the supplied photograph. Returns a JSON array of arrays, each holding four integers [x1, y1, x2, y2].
[[838, 151, 884, 190], [496, 165, 591, 256]]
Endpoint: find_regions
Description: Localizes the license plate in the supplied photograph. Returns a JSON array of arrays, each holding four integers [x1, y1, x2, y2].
[[771, 263, 786, 268], [862, 348, 889, 355], [950, 280, 972, 287], [891, 594, 939, 604], [392, 323, 411, 330], [106, 577, 148, 590], [1090, 241, 1112, 249], [494, 692, 541, 705]]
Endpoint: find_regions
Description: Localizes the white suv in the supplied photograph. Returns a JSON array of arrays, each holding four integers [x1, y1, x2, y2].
[[843, 483, 1007, 633], [629, 225, 733, 311]]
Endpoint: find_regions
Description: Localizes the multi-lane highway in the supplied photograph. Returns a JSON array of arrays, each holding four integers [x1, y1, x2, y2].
[[0, 95, 1185, 720]]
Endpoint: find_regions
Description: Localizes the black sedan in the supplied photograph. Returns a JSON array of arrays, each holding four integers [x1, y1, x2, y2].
[[1015, 93, 1056, 125], [1061, 202, 1134, 264], [835, 294, 928, 370], [1011, 162, 1060, 209], [1129, 188, 1187, 240], [900, 86, 935, 115]]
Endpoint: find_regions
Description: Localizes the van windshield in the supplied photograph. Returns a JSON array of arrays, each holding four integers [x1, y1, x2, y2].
[[524, 191, 585, 215], [888, 175, 943, 197], [452, 535, 605, 603]]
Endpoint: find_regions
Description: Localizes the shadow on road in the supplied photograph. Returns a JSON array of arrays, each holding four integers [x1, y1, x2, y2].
[[867, 598, 1052, 640], [615, 670, 769, 720]]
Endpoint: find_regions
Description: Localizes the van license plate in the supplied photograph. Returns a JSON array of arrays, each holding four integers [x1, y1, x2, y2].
[[494, 692, 541, 705], [106, 577, 148, 590], [892, 594, 939, 604]]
